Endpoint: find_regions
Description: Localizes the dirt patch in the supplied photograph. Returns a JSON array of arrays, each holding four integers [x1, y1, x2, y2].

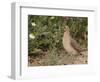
[[28, 50, 87, 66]]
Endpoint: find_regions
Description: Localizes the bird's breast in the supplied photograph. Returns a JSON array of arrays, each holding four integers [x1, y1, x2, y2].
[[62, 32, 78, 55]]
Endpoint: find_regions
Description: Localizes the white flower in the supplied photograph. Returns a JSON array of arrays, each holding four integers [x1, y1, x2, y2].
[[29, 33, 35, 39], [50, 16, 55, 19], [31, 22, 36, 26]]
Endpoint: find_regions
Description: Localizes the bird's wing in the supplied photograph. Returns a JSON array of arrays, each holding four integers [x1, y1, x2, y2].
[[70, 37, 82, 52]]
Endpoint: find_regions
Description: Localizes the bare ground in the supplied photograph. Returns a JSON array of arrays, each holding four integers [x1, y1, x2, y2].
[[28, 49, 87, 66]]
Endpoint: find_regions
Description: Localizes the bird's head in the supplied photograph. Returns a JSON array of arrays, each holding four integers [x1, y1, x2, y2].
[[63, 26, 70, 33]]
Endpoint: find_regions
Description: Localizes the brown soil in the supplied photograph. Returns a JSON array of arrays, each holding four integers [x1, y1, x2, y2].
[[28, 50, 87, 66]]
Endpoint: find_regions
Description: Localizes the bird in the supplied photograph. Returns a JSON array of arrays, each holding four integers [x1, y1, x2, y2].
[[62, 26, 87, 55]]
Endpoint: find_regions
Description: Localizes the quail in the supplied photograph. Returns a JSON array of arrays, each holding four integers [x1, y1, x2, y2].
[[62, 26, 87, 55]]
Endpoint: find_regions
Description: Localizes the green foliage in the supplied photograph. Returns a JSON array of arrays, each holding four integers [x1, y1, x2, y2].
[[28, 15, 88, 57]]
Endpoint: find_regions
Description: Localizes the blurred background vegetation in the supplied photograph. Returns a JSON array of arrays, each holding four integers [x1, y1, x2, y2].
[[28, 15, 88, 65]]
